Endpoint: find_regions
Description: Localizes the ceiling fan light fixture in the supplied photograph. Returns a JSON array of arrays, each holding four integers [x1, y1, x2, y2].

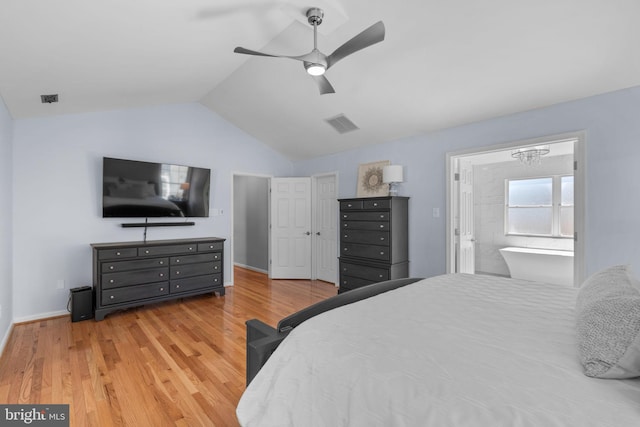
[[233, 7, 385, 94], [305, 63, 326, 76]]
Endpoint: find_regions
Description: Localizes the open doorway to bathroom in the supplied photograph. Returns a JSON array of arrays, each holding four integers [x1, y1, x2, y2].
[[446, 132, 585, 287]]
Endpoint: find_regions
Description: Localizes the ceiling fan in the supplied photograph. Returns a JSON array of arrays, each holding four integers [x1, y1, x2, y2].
[[233, 7, 385, 94]]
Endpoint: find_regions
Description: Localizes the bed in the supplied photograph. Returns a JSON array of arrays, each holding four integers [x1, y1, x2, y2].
[[236, 267, 640, 427]]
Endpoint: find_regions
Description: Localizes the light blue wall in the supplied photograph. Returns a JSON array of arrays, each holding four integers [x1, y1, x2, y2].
[[294, 86, 640, 280], [7, 86, 640, 320], [12, 103, 293, 320], [0, 97, 13, 345]]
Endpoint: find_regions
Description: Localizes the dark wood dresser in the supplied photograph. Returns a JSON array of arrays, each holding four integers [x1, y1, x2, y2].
[[92, 237, 225, 320], [338, 197, 409, 293]]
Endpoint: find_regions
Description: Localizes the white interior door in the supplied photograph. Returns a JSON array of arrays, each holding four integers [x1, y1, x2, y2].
[[270, 177, 312, 279], [458, 159, 475, 273], [314, 174, 337, 284]]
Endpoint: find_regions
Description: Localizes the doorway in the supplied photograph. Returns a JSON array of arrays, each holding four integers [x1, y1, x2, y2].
[[232, 172, 338, 285], [446, 132, 586, 286], [232, 173, 270, 275]]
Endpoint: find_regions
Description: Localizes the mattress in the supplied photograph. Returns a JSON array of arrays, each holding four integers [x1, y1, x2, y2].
[[236, 274, 640, 427]]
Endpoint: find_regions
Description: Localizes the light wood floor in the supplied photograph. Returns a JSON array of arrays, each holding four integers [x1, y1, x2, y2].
[[0, 267, 337, 426]]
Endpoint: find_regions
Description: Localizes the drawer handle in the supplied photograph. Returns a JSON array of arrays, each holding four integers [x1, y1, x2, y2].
[[379, 225, 385, 228], [189, 247, 194, 251], [344, 234, 348, 238], [159, 261, 164, 265], [373, 203, 378, 207], [344, 248, 348, 251], [110, 295, 114, 299], [176, 284, 180, 289], [159, 273, 165, 277], [109, 266, 114, 270], [344, 224, 348, 227], [160, 287, 164, 291], [214, 278, 219, 283], [175, 271, 180, 275], [115, 252, 121, 256], [209, 245, 215, 249], [176, 259, 181, 263], [347, 204, 352, 207], [109, 279, 114, 284], [380, 252, 385, 255], [214, 255, 219, 259], [380, 215, 385, 218], [214, 266, 219, 270], [145, 250, 150, 254], [379, 274, 384, 278]]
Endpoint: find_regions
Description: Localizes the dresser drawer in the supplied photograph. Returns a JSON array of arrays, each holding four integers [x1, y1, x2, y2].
[[102, 282, 169, 305], [341, 230, 389, 245], [341, 211, 389, 221], [138, 244, 197, 257], [198, 241, 223, 252], [341, 243, 390, 261], [340, 200, 363, 210], [98, 248, 138, 260], [342, 221, 388, 231], [170, 261, 221, 279], [363, 199, 390, 209], [101, 257, 168, 273], [171, 273, 222, 294], [339, 275, 375, 290], [340, 262, 389, 281], [170, 253, 218, 266], [102, 267, 169, 289]]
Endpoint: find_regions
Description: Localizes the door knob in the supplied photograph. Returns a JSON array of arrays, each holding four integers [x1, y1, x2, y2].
[[316, 232, 321, 236], [305, 231, 311, 235]]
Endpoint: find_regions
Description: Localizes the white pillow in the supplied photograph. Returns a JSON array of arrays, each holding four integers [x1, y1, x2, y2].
[[576, 265, 640, 378]]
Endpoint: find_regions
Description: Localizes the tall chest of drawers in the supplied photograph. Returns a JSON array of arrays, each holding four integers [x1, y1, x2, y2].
[[338, 197, 409, 293], [92, 237, 225, 320]]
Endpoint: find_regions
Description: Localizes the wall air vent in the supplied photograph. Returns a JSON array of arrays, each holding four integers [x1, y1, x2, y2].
[[40, 94, 59, 104], [325, 114, 359, 134]]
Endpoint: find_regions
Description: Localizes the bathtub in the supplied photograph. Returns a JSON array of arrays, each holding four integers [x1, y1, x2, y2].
[[499, 247, 574, 286]]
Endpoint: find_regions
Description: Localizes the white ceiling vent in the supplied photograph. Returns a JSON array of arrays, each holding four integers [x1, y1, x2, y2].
[[325, 114, 359, 134]]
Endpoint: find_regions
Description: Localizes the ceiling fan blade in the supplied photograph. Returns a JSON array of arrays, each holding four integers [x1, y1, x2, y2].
[[233, 47, 286, 58], [234, 47, 312, 64], [312, 75, 335, 95], [326, 21, 385, 69]]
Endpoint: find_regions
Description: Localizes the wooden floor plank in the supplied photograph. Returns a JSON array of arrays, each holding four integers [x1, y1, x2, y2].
[[0, 267, 336, 426]]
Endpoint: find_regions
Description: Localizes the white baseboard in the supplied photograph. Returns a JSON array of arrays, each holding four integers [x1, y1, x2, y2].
[[13, 309, 69, 324], [0, 322, 14, 358], [234, 263, 268, 274]]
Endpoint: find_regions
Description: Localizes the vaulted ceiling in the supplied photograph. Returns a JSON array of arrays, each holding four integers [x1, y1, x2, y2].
[[1, 0, 639, 160]]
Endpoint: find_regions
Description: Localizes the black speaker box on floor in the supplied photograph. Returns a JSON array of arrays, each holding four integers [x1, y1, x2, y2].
[[70, 286, 94, 322]]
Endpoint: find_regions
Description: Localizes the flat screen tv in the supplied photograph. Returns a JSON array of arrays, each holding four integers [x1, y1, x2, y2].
[[102, 157, 210, 218]]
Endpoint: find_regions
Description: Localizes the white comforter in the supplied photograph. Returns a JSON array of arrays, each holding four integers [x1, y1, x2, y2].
[[236, 274, 640, 427]]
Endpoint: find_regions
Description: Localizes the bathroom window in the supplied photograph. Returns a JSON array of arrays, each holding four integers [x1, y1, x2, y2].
[[506, 175, 573, 237]]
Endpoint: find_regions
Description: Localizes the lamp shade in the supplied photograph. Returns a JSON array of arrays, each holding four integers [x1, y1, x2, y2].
[[383, 165, 404, 183]]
